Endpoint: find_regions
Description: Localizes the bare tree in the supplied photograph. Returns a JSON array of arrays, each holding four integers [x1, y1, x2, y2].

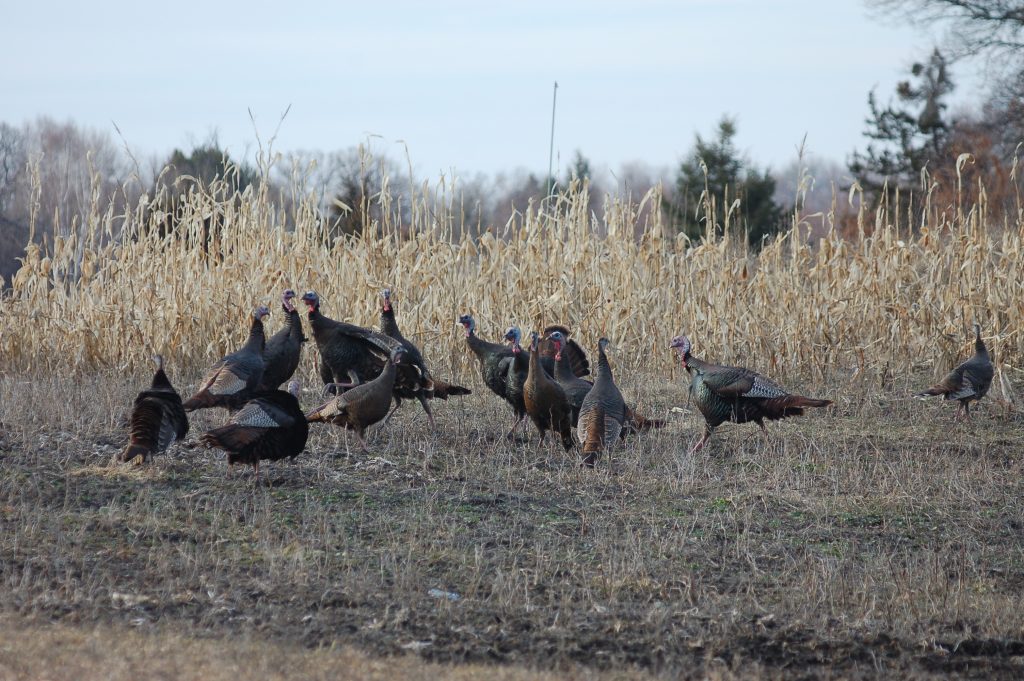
[[0, 117, 133, 285], [869, 1, 1024, 60], [869, 1, 1024, 154], [278, 146, 413, 240], [0, 123, 25, 216]]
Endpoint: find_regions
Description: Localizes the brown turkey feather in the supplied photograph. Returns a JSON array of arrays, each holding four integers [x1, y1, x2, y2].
[[118, 355, 189, 464], [576, 337, 626, 466]]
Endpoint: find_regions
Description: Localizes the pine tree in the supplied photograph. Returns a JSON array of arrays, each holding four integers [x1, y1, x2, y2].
[[666, 117, 783, 247], [848, 48, 954, 196]]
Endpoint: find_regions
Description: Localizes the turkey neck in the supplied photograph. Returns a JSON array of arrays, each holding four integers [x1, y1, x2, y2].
[[554, 353, 580, 382], [286, 307, 304, 340], [975, 332, 988, 358], [306, 305, 333, 342], [465, 330, 506, 360], [151, 367, 174, 392], [525, 344, 552, 391], [594, 346, 613, 384], [380, 307, 401, 338], [244, 316, 266, 353], [682, 353, 712, 377], [377, 357, 399, 386]]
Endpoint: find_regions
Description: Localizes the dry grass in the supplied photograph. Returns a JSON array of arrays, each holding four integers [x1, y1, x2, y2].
[[1, 158, 1022, 395], [0, 368, 1022, 679], [0, 615, 643, 681]]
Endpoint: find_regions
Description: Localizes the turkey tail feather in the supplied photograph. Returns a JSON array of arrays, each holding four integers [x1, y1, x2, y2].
[[120, 399, 163, 462], [759, 395, 830, 420], [118, 443, 151, 464], [201, 425, 265, 451], [786, 396, 831, 408], [580, 407, 615, 466], [627, 411, 666, 430], [431, 379, 472, 399]]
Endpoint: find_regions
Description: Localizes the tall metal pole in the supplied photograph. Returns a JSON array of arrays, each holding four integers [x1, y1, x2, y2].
[[546, 81, 558, 198]]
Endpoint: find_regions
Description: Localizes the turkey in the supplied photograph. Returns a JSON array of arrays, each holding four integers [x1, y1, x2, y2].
[[577, 338, 627, 467], [200, 380, 308, 481], [670, 334, 831, 453], [502, 327, 531, 437], [538, 324, 590, 378], [184, 306, 270, 411], [549, 331, 665, 436], [915, 323, 993, 420], [118, 355, 189, 464], [551, 334, 597, 423], [306, 348, 405, 452], [260, 289, 306, 390], [524, 331, 575, 451], [301, 290, 403, 393], [458, 312, 516, 400], [379, 288, 470, 428]]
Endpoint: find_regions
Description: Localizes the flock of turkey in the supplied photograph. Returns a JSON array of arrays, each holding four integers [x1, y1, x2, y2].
[[118, 288, 995, 479]]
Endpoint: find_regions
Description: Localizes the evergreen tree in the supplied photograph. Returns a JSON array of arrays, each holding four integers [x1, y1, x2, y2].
[[161, 143, 259, 194], [848, 49, 954, 196], [666, 116, 783, 246]]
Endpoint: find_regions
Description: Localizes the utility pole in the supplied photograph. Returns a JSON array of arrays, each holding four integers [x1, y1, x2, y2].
[[546, 81, 558, 198]]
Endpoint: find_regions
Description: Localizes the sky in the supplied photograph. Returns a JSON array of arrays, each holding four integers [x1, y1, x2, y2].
[[3, 0, 978, 184]]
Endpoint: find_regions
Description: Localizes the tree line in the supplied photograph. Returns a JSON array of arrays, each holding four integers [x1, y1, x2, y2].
[[1, 0, 1021, 285]]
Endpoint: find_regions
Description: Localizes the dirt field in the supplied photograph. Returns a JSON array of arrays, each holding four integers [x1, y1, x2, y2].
[[1, 366, 1023, 680]]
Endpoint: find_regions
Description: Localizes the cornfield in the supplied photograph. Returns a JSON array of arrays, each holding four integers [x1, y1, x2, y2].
[[2, 155, 1022, 393]]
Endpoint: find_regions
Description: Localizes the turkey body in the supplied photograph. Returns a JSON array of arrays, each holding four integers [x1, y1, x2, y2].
[[502, 328, 532, 435], [670, 335, 831, 452], [552, 339, 664, 437], [302, 291, 401, 391], [184, 306, 269, 411], [119, 355, 189, 463], [379, 289, 469, 426], [916, 323, 993, 419], [523, 332, 575, 451], [576, 338, 626, 467], [200, 382, 308, 479], [306, 349, 404, 451], [458, 314, 515, 402], [553, 350, 595, 424]]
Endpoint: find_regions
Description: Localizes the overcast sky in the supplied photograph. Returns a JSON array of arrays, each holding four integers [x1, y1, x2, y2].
[[3, 1, 975, 183]]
